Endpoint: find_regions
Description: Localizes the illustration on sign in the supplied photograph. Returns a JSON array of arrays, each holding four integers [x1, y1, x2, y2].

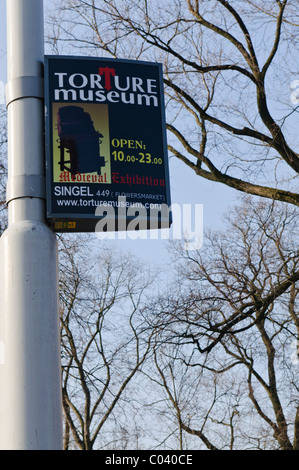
[[53, 103, 110, 183], [44, 56, 171, 232]]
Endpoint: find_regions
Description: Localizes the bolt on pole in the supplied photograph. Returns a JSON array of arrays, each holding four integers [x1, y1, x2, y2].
[[0, 0, 63, 450]]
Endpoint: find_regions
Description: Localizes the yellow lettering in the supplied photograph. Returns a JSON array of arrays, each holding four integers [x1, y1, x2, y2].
[[111, 138, 144, 149]]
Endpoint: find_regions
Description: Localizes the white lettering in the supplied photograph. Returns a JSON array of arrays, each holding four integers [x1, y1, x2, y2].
[[90, 74, 104, 89], [114, 75, 130, 91], [69, 73, 88, 88], [95, 90, 106, 102], [54, 186, 61, 196], [55, 89, 77, 101], [121, 92, 135, 104], [137, 94, 158, 107], [53, 72, 159, 106], [54, 185, 94, 196], [132, 77, 145, 93], [54, 72, 67, 87], [147, 79, 157, 93], [107, 91, 120, 103], [79, 89, 94, 101]]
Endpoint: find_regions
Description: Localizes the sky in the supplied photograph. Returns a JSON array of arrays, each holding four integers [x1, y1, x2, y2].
[[0, 0, 237, 269]]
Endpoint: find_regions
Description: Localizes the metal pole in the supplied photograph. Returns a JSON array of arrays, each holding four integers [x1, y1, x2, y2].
[[0, 0, 63, 450]]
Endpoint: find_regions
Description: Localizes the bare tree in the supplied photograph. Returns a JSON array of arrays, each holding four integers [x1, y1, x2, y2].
[[146, 198, 299, 450], [41, 1, 299, 449], [47, 0, 299, 205], [58, 236, 155, 450]]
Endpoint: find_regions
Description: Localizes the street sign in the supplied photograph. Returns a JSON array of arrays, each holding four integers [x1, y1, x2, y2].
[[44, 56, 171, 232]]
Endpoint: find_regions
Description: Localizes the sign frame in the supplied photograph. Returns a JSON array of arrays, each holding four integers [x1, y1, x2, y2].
[[44, 55, 171, 233]]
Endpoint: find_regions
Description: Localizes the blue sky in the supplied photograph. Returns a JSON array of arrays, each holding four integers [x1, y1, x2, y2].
[[0, 0, 238, 267]]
